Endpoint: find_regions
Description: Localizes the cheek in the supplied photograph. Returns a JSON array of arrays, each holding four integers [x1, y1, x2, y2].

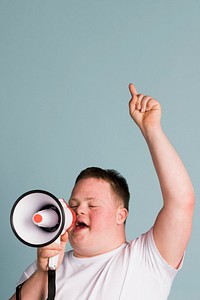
[[90, 209, 117, 230]]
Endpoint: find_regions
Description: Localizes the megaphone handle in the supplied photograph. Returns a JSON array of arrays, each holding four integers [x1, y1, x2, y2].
[[48, 237, 60, 270]]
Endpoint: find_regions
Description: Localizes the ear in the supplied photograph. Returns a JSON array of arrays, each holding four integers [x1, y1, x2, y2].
[[116, 207, 128, 225]]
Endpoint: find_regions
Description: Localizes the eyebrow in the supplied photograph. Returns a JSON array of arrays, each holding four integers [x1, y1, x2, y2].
[[68, 197, 97, 203]]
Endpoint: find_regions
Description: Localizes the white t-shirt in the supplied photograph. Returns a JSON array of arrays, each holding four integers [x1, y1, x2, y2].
[[18, 228, 182, 300]]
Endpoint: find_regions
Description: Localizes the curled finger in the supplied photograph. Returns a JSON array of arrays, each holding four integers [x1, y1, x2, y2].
[[140, 96, 153, 112]]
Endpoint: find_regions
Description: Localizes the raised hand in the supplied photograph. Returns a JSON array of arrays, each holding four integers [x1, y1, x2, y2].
[[128, 83, 161, 136]]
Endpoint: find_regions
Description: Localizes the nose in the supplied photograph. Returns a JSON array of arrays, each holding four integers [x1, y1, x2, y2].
[[76, 204, 87, 216]]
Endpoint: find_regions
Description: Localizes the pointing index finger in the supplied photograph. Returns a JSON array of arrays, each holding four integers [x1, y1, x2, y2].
[[129, 83, 138, 96]]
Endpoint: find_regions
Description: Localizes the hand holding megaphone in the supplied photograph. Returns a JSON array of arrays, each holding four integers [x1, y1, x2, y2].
[[37, 226, 69, 273], [10, 190, 76, 270]]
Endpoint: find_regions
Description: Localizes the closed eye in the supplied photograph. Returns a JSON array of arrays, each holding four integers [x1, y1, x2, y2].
[[89, 205, 100, 209], [69, 205, 78, 209]]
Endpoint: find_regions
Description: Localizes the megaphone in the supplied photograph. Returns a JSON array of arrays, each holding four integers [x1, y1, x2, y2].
[[10, 189, 76, 270]]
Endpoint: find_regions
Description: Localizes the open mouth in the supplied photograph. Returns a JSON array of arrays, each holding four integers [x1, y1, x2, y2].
[[75, 221, 89, 230]]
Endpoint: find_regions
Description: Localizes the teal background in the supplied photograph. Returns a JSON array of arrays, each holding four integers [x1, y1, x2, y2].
[[1, 1, 199, 299]]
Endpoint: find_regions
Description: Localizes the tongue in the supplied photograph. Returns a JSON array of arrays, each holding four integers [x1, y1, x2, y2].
[[80, 224, 86, 229], [78, 223, 87, 229]]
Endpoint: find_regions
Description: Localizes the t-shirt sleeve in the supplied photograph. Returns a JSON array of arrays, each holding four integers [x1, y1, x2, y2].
[[131, 228, 183, 286], [17, 261, 37, 286], [131, 227, 184, 286]]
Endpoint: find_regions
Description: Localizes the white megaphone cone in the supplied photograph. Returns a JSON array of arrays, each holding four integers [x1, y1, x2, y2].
[[10, 190, 76, 270]]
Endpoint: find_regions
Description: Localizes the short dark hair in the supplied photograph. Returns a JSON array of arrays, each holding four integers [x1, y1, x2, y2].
[[75, 167, 130, 211]]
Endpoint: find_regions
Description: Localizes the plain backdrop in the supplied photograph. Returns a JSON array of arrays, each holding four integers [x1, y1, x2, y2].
[[1, 1, 199, 299]]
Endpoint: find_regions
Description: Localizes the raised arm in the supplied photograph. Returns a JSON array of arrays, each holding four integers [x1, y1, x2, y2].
[[129, 83, 194, 268]]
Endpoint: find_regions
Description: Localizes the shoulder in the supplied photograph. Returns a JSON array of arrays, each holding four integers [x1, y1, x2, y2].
[[129, 228, 183, 274], [129, 228, 153, 249]]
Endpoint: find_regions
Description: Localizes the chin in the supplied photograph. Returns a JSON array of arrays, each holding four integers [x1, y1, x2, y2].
[[70, 238, 99, 257], [69, 235, 89, 249]]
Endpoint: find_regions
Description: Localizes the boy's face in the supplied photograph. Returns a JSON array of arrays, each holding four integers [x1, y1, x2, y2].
[[68, 177, 127, 258]]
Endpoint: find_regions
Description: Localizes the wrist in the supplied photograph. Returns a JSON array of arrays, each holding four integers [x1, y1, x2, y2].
[[141, 123, 163, 140]]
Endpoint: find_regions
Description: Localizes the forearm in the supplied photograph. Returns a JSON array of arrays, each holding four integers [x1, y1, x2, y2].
[[9, 270, 48, 300], [143, 125, 194, 208], [129, 83, 194, 267]]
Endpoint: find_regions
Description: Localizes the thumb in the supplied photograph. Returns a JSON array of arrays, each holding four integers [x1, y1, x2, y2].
[[60, 231, 69, 245], [129, 83, 138, 96]]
